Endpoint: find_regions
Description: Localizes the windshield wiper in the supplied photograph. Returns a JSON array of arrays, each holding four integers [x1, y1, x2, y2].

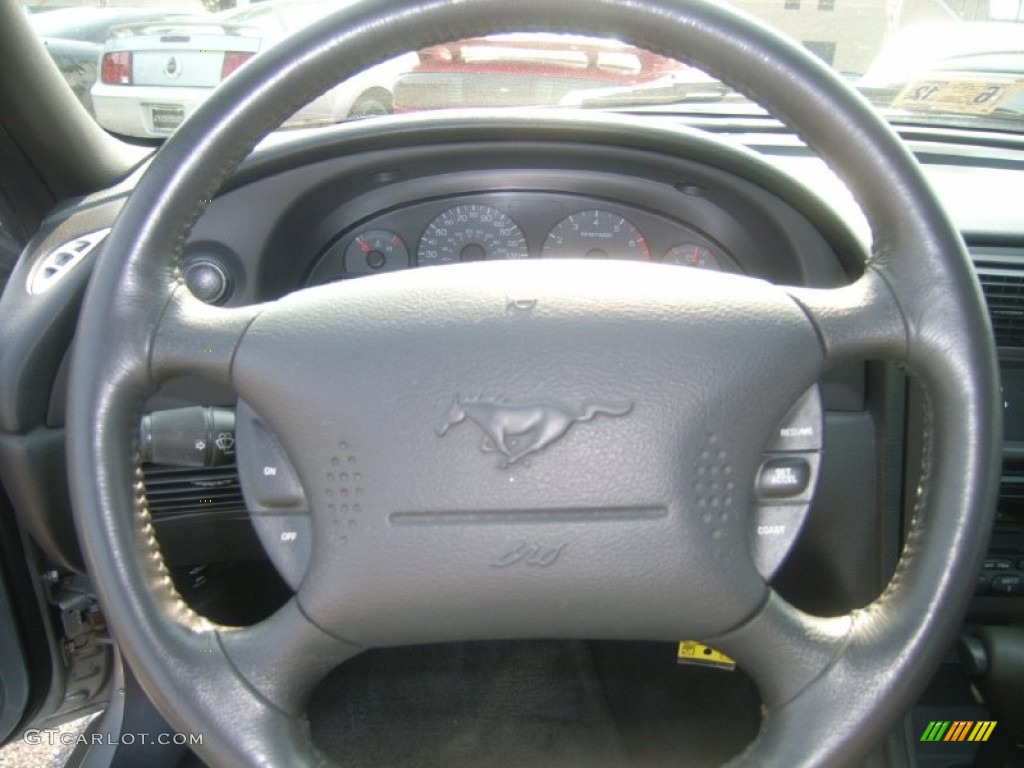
[[560, 78, 738, 110]]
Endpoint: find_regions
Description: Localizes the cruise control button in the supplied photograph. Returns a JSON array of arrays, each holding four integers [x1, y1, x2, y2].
[[750, 505, 808, 578], [236, 401, 308, 512], [757, 458, 811, 499], [250, 514, 312, 591], [767, 386, 822, 452]]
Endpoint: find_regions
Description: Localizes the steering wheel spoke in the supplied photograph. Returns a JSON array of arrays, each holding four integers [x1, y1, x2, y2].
[[707, 592, 851, 710], [786, 269, 908, 368], [219, 600, 362, 716], [100, 600, 335, 767], [150, 287, 261, 386]]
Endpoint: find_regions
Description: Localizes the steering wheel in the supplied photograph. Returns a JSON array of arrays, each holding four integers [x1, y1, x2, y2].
[[66, 0, 1001, 765]]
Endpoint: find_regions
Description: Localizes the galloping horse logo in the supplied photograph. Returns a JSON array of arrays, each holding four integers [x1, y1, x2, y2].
[[436, 395, 633, 466]]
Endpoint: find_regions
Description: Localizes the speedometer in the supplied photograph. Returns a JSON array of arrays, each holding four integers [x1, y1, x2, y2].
[[542, 210, 650, 260], [417, 204, 529, 265]]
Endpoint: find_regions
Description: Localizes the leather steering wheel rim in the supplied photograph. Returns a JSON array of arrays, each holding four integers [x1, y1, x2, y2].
[[66, 0, 1001, 766]]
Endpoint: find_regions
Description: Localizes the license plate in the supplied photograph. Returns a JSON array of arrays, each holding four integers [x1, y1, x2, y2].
[[150, 105, 185, 133]]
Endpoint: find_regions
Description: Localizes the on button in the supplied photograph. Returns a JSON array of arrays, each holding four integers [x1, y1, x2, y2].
[[235, 400, 309, 512]]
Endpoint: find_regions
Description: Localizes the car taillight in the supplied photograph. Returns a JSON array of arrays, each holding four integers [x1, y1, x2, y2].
[[220, 51, 254, 80], [100, 51, 132, 85]]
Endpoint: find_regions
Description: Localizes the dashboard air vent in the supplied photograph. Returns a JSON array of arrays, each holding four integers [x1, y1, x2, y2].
[[142, 463, 246, 518], [28, 229, 110, 295], [974, 253, 1024, 349], [1001, 469, 1024, 500], [998, 468, 1024, 522]]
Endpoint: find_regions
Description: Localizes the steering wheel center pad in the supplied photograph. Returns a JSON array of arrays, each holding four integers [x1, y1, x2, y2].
[[233, 261, 821, 645]]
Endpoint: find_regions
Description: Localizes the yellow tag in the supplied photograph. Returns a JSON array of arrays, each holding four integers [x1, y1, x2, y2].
[[893, 78, 1024, 116], [676, 641, 736, 671]]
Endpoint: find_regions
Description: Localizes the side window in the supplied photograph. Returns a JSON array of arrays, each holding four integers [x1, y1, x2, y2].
[[0, 127, 41, 289], [0, 198, 24, 292]]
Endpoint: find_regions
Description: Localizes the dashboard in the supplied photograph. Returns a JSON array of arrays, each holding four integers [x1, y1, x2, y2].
[[308, 193, 737, 281], [1, 110, 1023, 768], [175, 124, 861, 307], [2, 115, 1022, 623], [146, 121, 1024, 628]]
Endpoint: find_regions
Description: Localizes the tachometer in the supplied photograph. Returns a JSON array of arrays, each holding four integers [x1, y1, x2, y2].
[[542, 210, 650, 260], [417, 204, 529, 265]]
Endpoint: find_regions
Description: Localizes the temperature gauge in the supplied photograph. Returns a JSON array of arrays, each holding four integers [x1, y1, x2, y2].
[[344, 230, 410, 275], [665, 243, 721, 271]]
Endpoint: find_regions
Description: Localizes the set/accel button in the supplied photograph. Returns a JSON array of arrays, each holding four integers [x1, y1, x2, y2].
[[756, 457, 811, 499]]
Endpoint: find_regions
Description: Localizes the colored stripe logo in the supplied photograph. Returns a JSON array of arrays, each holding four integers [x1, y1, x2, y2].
[[920, 721, 996, 742]]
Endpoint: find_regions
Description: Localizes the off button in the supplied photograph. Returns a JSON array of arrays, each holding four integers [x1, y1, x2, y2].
[[250, 514, 312, 591], [757, 457, 811, 499]]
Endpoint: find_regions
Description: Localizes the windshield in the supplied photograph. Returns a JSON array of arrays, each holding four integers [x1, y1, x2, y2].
[[26, 0, 1024, 139]]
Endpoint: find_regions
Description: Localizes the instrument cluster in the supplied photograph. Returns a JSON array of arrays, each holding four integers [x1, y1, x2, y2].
[[306, 192, 737, 285]]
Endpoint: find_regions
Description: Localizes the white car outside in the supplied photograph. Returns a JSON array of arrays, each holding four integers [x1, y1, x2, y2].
[[91, 0, 414, 138]]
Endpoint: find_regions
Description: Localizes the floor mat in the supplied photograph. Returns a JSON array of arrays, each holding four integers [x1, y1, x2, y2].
[[308, 640, 630, 768], [589, 641, 760, 767]]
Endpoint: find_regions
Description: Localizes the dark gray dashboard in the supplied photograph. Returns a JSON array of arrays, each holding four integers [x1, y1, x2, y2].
[[2, 116, 1023, 629], [180, 125, 864, 307], [308, 190, 738, 281]]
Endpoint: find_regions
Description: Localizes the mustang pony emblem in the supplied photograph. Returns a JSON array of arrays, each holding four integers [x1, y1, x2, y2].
[[436, 395, 633, 466], [164, 55, 181, 79]]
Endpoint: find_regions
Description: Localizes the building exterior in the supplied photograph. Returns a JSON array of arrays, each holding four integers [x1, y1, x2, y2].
[[734, 0, 1001, 74]]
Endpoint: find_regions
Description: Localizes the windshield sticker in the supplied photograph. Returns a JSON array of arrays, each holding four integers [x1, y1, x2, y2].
[[893, 78, 1024, 116]]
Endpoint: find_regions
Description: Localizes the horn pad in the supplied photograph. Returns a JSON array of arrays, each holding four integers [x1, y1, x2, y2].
[[232, 260, 824, 647]]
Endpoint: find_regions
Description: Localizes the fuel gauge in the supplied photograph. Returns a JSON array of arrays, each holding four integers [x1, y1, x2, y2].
[[665, 243, 721, 271], [345, 230, 410, 275]]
